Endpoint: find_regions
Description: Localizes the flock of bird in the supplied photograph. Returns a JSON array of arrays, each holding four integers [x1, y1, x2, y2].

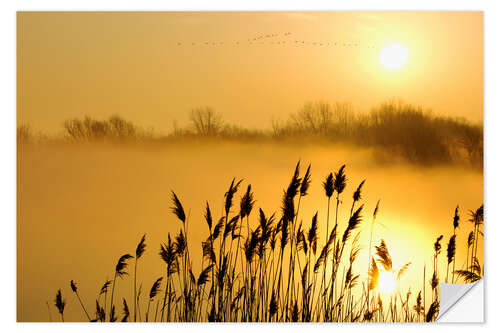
[[175, 32, 378, 49]]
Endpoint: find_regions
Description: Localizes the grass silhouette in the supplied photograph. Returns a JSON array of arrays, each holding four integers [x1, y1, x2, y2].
[[53, 161, 483, 322]]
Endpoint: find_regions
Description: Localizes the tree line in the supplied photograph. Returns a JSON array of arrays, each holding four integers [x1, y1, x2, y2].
[[17, 101, 483, 167]]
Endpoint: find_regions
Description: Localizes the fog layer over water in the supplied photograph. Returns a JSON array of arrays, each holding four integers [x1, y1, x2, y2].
[[17, 142, 483, 321]]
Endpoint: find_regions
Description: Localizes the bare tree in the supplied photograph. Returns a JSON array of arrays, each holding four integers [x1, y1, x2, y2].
[[332, 102, 355, 137], [17, 124, 33, 144], [290, 101, 332, 134], [189, 107, 224, 137], [459, 124, 483, 165]]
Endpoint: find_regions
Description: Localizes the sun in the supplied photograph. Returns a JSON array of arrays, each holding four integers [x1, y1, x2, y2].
[[378, 270, 396, 294], [380, 43, 409, 70]]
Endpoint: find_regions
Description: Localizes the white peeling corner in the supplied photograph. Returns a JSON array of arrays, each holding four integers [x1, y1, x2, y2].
[[436, 278, 483, 322]]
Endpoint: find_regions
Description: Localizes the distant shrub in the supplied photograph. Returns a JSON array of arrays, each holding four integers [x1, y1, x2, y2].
[[63, 115, 152, 142], [17, 124, 33, 144]]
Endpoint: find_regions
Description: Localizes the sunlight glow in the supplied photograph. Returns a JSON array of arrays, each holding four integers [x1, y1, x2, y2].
[[380, 43, 409, 70], [378, 270, 397, 294]]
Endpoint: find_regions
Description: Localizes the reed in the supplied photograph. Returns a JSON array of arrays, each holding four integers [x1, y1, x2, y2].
[[70, 280, 90, 321], [109, 254, 133, 321], [54, 289, 65, 322], [134, 234, 147, 321], [53, 161, 483, 322]]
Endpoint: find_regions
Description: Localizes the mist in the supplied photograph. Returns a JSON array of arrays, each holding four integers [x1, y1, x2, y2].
[[17, 141, 482, 321]]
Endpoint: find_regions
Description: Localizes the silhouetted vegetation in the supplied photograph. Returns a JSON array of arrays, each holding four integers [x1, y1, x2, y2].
[[189, 107, 225, 137], [18, 100, 483, 167], [17, 125, 34, 144], [51, 162, 483, 322], [272, 101, 483, 166], [62, 115, 153, 142]]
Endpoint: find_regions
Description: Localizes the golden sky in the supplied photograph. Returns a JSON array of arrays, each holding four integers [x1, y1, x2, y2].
[[17, 12, 483, 133]]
